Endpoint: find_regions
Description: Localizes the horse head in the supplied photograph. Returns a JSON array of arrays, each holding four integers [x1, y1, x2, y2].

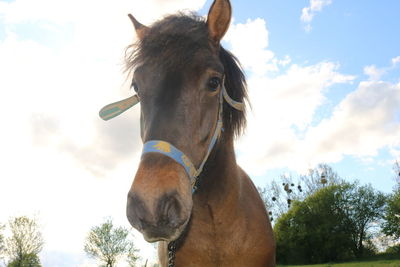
[[96, 0, 246, 244]]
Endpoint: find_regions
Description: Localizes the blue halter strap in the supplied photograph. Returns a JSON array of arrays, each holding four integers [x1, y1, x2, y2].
[[99, 82, 244, 193]]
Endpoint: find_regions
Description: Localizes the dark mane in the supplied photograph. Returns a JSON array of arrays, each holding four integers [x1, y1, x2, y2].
[[125, 13, 248, 138]]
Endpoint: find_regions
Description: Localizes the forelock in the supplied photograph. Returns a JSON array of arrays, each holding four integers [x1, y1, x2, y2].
[[126, 13, 210, 72]]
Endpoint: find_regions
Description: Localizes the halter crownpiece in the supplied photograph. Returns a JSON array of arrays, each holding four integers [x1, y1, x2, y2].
[[99, 83, 243, 193]]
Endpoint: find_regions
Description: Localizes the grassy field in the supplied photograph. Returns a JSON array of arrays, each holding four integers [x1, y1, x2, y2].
[[277, 259, 400, 267]]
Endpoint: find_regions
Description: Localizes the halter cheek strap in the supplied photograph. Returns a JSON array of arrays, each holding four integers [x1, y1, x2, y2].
[[99, 83, 243, 193]]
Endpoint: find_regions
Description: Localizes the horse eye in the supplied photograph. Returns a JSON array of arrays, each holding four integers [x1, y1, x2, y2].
[[131, 82, 139, 93], [208, 77, 221, 91]]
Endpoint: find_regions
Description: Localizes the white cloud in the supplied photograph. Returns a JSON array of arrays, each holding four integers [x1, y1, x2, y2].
[[238, 76, 400, 174], [363, 56, 400, 81], [224, 18, 277, 76], [364, 65, 385, 81], [391, 56, 400, 66], [236, 62, 355, 173], [278, 55, 292, 67], [301, 0, 333, 32], [0, 0, 206, 25], [304, 81, 400, 162]]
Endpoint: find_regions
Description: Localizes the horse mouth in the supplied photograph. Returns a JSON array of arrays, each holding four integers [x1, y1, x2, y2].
[[142, 217, 189, 243]]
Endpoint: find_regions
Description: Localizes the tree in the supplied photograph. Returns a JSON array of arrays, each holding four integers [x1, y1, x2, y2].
[[84, 218, 139, 267], [299, 164, 342, 195], [5, 216, 44, 267], [393, 160, 400, 186], [344, 184, 386, 257], [274, 182, 386, 264], [0, 224, 5, 264], [259, 164, 342, 222], [274, 184, 354, 264], [7, 253, 41, 267], [126, 242, 140, 267], [382, 188, 400, 240]]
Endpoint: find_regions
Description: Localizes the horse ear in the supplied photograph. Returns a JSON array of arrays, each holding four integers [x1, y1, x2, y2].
[[206, 0, 232, 44], [128, 14, 149, 40]]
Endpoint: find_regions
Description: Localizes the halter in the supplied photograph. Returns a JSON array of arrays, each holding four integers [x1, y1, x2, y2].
[[99, 81, 244, 193]]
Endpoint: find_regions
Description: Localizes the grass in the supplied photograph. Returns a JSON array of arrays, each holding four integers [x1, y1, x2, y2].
[[277, 259, 400, 267]]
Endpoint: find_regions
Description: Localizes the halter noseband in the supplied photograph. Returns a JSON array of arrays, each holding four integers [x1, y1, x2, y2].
[[99, 81, 244, 193]]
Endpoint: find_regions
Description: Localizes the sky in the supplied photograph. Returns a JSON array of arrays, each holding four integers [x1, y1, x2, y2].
[[0, 0, 399, 266]]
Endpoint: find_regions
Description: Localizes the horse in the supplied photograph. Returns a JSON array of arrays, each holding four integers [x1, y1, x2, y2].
[[99, 0, 275, 266]]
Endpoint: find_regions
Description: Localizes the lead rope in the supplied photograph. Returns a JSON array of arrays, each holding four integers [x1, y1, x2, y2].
[[167, 241, 177, 267]]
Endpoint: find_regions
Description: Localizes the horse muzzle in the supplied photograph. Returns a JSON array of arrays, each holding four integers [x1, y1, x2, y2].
[[126, 154, 193, 242], [127, 190, 190, 242]]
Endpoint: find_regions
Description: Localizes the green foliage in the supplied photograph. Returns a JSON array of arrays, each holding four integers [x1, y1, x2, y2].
[[275, 185, 354, 264], [84, 218, 139, 267], [126, 242, 140, 267], [384, 244, 400, 255], [274, 182, 386, 265], [7, 253, 41, 267], [346, 184, 386, 258], [382, 188, 400, 239], [5, 216, 44, 266]]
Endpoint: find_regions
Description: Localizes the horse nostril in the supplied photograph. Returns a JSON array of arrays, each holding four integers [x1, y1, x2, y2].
[[126, 192, 147, 230], [158, 192, 183, 228]]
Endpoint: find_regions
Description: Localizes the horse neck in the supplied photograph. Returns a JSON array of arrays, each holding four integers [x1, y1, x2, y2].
[[195, 134, 241, 208]]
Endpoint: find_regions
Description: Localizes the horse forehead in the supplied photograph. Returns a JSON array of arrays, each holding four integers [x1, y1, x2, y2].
[[137, 51, 216, 90], [142, 48, 214, 73], [138, 32, 213, 71]]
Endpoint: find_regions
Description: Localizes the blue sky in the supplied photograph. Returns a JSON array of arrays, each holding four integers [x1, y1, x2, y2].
[[0, 0, 399, 266], [230, 0, 400, 68], [222, 0, 400, 193]]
